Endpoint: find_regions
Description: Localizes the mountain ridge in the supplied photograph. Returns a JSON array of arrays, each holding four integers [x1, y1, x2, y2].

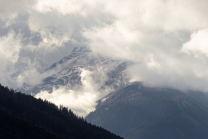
[[22, 46, 132, 96], [86, 82, 208, 139]]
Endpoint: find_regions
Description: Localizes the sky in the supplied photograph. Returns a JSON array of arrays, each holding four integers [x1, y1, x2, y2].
[[2, 0, 208, 116]]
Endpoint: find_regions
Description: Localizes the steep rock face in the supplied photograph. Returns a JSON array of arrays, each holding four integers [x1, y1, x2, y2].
[[86, 82, 208, 139], [23, 47, 131, 94]]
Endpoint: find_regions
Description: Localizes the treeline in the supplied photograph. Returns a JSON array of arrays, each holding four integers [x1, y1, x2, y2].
[[0, 108, 61, 139], [0, 84, 123, 139]]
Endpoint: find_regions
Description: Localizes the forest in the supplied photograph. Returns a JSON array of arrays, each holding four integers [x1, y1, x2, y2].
[[0, 84, 123, 139]]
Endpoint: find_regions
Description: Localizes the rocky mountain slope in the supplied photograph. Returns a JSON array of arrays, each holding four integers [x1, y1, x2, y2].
[[86, 82, 208, 139], [23, 47, 131, 95]]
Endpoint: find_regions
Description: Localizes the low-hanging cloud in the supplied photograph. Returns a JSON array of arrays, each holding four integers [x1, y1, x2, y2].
[[35, 68, 114, 117], [35, 87, 97, 117], [81, 0, 208, 92], [2, 0, 208, 116], [0, 31, 22, 87]]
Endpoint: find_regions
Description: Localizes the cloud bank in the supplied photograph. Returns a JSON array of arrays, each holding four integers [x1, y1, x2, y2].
[[35, 68, 112, 117], [2, 0, 208, 115]]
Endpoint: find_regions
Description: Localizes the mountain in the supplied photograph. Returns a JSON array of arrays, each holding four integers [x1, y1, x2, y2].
[[23, 47, 131, 95], [86, 82, 208, 139], [0, 84, 123, 139]]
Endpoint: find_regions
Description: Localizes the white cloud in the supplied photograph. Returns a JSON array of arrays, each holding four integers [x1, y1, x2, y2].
[[83, 24, 141, 61], [34, 0, 88, 15], [2, 0, 208, 115], [17, 68, 42, 88], [147, 58, 161, 70], [26, 30, 70, 53], [79, 0, 208, 92], [136, 0, 207, 31], [0, 31, 22, 64], [127, 52, 208, 92], [15, 57, 61, 89], [34, 0, 108, 18], [181, 29, 208, 57], [0, 31, 22, 87], [35, 87, 97, 117], [35, 68, 112, 117], [0, 0, 34, 22]]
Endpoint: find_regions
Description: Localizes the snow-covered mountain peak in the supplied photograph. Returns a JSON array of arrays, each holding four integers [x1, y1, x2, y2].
[[45, 47, 91, 72], [21, 46, 132, 116]]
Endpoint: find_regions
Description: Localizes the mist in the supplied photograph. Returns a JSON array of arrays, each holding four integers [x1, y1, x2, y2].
[[1, 0, 208, 116], [35, 68, 114, 117]]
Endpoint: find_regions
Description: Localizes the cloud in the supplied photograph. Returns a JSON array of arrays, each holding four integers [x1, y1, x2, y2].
[[0, 31, 22, 87], [181, 29, 208, 57], [83, 25, 140, 61], [80, 0, 208, 92], [0, 31, 22, 64], [16, 61, 46, 88], [35, 68, 113, 117], [127, 51, 208, 92], [135, 0, 208, 31], [26, 29, 70, 53], [0, 0, 34, 26], [35, 87, 97, 117], [34, 0, 93, 15], [2, 0, 208, 116]]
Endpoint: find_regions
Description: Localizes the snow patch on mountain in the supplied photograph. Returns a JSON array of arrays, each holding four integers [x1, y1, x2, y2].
[[21, 46, 132, 116]]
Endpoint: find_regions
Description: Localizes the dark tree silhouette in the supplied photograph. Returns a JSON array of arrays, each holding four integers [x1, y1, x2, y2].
[[0, 84, 123, 139]]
